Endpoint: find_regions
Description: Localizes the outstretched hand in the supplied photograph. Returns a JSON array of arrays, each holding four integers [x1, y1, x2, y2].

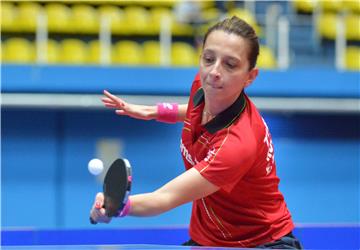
[[101, 90, 157, 121]]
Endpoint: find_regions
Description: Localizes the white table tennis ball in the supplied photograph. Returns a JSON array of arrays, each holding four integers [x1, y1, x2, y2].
[[88, 158, 104, 175]]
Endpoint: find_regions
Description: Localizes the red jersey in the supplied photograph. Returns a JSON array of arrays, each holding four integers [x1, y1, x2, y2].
[[180, 74, 294, 247]]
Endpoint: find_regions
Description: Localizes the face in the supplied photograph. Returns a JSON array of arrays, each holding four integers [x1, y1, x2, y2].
[[199, 30, 258, 104]]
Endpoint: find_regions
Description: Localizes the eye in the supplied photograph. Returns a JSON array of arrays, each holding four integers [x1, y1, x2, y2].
[[201, 51, 215, 64], [202, 55, 214, 64], [225, 62, 236, 69]]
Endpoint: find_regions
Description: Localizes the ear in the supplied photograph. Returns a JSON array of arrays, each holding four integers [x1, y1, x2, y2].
[[244, 67, 259, 88]]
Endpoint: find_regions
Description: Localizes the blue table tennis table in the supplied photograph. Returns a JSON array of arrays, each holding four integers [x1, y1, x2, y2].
[[1, 245, 250, 250], [2, 225, 359, 249]]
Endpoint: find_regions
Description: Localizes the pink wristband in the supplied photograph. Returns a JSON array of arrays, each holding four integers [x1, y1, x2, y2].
[[117, 199, 131, 217], [156, 103, 179, 124]]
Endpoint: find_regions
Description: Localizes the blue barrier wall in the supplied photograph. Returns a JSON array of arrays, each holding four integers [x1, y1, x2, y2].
[[1, 65, 359, 229], [2, 65, 360, 97]]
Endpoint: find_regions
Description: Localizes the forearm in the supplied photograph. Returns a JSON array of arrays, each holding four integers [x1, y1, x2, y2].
[[126, 168, 219, 217], [177, 104, 188, 122], [135, 104, 158, 120], [128, 191, 174, 217]]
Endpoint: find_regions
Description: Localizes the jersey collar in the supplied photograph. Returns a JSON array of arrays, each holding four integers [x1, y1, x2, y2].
[[193, 88, 247, 134]]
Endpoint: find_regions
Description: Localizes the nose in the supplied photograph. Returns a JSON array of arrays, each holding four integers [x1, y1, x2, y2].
[[209, 61, 221, 80]]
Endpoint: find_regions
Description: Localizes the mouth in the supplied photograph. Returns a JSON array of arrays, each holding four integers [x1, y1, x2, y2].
[[206, 82, 223, 89]]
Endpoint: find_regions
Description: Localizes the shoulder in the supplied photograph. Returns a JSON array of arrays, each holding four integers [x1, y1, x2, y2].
[[190, 72, 201, 92]]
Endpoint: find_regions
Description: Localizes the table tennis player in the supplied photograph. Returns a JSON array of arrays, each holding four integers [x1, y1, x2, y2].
[[91, 16, 303, 249]]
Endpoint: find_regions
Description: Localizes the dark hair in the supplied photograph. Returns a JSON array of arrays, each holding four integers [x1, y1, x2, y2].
[[202, 16, 259, 70]]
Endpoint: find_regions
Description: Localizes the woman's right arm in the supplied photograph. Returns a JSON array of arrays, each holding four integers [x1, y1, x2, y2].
[[101, 90, 188, 122]]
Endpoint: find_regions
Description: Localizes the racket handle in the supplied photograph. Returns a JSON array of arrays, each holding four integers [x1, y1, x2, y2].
[[90, 201, 103, 224], [90, 217, 97, 224]]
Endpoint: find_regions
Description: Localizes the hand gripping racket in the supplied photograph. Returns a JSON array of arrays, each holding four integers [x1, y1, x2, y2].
[[90, 158, 132, 224]]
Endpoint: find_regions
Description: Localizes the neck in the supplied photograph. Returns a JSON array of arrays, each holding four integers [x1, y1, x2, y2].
[[203, 95, 236, 116], [202, 99, 222, 124]]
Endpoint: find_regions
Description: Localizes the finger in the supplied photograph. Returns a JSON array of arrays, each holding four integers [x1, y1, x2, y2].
[[103, 90, 125, 107], [95, 201, 101, 209], [115, 110, 126, 115], [94, 208, 107, 221], [95, 193, 104, 207], [103, 90, 119, 102], [101, 97, 115, 103], [103, 103, 118, 108], [99, 207, 107, 215]]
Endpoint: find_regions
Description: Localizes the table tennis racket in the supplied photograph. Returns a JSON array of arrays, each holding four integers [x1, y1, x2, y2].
[[90, 158, 132, 224]]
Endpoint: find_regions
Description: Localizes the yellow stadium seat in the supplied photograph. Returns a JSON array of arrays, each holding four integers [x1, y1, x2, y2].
[[46, 40, 60, 64], [149, 7, 173, 35], [1, 2, 17, 32], [198, 1, 215, 9], [345, 14, 360, 41], [342, 0, 360, 13], [257, 46, 277, 69], [292, 0, 316, 14], [227, 8, 261, 36], [317, 13, 337, 40], [16, 2, 42, 32], [202, 7, 221, 22], [171, 42, 196, 66], [45, 3, 72, 33], [171, 21, 194, 36], [58, 39, 88, 64], [122, 6, 150, 35], [133, 0, 176, 8], [98, 5, 125, 35], [2, 38, 35, 63], [0, 42, 2, 62], [345, 46, 360, 71], [71, 4, 99, 34], [319, 0, 342, 13], [112, 40, 143, 65], [88, 40, 101, 64], [143, 40, 161, 65]]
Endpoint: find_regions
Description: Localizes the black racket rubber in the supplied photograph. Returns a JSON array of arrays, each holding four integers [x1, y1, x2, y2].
[[90, 158, 132, 224]]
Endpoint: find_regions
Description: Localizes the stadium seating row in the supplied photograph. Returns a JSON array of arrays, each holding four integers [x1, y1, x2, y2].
[[1, 2, 260, 37], [1, 37, 278, 69], [292, 0, 360, 14], [317, 12, 360, 41]]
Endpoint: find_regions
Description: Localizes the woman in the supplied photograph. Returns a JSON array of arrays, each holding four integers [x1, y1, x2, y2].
[[90, 16, 302, 249]]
